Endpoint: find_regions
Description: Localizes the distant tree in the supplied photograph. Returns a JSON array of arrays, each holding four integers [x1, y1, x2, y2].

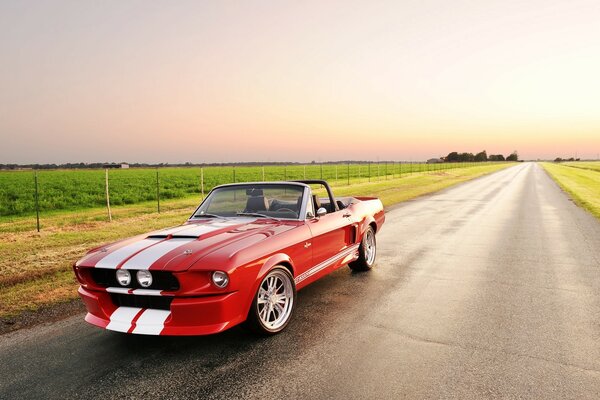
[[506, 151, 519, 162], [488, 154, 505, 161], [458, 152, 475, 162], [568, 157, 575, 161], [445, 152, 460, 162], [554, 157, 563, 162], [475, 150, 488, 162]]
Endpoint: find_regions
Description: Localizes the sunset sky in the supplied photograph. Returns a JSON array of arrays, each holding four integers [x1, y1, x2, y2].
[[1, 0, 599, 163]]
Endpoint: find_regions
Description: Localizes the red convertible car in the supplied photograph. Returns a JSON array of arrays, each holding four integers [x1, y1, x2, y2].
[[73, 180, 385, 336]]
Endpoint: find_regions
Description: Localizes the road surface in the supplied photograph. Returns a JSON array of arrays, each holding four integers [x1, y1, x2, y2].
[[1, 163, 600, 399]]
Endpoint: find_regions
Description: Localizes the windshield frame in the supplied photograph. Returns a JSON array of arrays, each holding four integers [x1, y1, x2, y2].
[[189, 182, 311, 222]]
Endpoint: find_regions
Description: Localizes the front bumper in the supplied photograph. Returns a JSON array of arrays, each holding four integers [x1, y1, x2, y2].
[[78, 286, 247, 335]]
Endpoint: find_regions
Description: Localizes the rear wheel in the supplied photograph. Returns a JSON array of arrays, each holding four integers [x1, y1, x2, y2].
[[349, 226, 376, 271], [246, 267, 296, 335]]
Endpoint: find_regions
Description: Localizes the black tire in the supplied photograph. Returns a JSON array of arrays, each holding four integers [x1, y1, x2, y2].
[[349, 226, 376, 272], [246, 266, 296, 335]]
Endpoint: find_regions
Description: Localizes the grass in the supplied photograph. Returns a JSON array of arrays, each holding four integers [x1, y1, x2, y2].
[[0, 163, 512, 319], [541, 162, 600, 219], [560, 161, 600, 172], [1, 162, 473, 218]]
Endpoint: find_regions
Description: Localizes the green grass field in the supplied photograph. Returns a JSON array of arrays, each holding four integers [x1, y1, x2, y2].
[[541, 162, 600, 219], [0, 163, 511, 320], [0, 162, 486, 219], [560, 161, 600, 172]]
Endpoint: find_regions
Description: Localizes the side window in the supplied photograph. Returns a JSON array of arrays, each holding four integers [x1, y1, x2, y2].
[[305, 191, 315, 218]]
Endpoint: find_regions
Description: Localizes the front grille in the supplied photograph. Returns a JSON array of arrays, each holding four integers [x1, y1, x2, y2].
[[110, 293, 173, 310], [91, 269, 180, 291]]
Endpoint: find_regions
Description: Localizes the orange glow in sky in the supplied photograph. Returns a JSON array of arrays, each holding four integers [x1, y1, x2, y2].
[[1, 0, 599, 163]]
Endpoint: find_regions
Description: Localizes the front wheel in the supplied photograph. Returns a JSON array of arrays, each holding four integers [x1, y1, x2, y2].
[[349, 226, 376, 271], [246, 267, 296, 335]]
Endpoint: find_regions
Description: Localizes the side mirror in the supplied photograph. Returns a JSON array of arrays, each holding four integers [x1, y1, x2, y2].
[[316, 207, 327, 217]]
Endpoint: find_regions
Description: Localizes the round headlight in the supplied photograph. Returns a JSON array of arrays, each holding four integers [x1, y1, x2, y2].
[[136, 270, 153, 288], [212, 271, 229, 288], [116, 269, 131, 286]]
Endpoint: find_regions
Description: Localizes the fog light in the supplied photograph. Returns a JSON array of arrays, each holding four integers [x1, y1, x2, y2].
[[212, 271, 229, 288], [136, 270, 153, 287], [116, 269, 131, 286]]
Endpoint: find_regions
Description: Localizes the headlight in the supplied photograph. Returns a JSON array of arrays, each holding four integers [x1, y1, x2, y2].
[[136, 270, 153, 288], [116, 269, 131, 286], [212, 271, 229, 288]]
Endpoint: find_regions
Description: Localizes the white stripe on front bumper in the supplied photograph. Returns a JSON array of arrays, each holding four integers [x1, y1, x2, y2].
[[132, 309, 171, 335], [106, 307, 142, 333]]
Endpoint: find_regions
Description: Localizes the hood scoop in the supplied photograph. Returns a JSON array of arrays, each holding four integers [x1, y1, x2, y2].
[[147, 234, 198, 239]]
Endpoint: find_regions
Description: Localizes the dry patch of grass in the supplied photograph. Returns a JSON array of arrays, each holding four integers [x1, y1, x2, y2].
[[0, 163, 512, 320], [0, 270, 76, 316]]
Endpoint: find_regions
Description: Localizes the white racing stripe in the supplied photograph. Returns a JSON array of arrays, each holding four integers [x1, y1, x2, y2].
[[132, 309, 171, 335], [121, 238, 195, 270], [95, 238, 162, 269], [295, 244, 360, 284], [106, 307, 143, 333], [158, 221, 239, 238]]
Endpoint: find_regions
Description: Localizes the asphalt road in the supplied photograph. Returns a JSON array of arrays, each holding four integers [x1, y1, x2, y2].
[[2, 162, 600, 399]]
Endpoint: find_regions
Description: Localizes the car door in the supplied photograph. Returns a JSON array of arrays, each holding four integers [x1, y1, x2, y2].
[[306, 198, 354, 268]]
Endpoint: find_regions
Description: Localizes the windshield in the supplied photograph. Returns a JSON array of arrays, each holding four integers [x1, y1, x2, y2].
[[193, 184, 305, 219]]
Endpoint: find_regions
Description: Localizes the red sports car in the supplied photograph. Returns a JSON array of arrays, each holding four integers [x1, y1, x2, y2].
[[73, 180, 385, 335]]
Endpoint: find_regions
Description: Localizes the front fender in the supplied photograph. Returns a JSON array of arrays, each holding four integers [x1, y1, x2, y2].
[[240, 253, 297, 320]]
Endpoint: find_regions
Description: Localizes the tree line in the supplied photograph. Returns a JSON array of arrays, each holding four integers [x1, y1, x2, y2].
[[553, 157, 580, 162], [443, 151, 518, 162]]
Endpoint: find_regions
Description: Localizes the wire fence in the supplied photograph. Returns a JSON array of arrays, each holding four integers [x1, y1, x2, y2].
[[0, 161, 496, 231]]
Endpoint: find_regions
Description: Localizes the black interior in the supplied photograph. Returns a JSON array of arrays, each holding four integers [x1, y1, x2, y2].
[[242, 195, 302, 219]]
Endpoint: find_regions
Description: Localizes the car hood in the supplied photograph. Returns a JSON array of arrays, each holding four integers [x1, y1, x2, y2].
[[78, 218, 296, 272]]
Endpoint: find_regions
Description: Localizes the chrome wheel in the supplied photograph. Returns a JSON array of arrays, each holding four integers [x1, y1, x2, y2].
[[364, 228, 376, 266], [256, 269, 294, 331]]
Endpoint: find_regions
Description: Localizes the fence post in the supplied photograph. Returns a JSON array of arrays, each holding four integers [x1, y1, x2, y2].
[[34, 171, 40, 232], [284, 165, 287, 181], [368, 162, 371, 182], [399, 161, 402, 178], [156, 168, 160, 213], [105, 169, 112, 222], [320, 164, 323, 180], [200, 167, 204, 200], [347, 163, 350, 185], [335, 165, 338, 182], [262, 166, 265, 181], [303, 165, 306, 180], [233, 166, 236, 183]]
